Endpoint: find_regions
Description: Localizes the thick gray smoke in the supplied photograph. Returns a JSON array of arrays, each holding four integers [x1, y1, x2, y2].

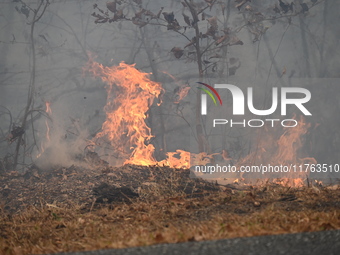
[[0, 0, 339, 183]]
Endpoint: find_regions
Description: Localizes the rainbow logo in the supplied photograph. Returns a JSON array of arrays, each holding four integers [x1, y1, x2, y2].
[[197, 82, 223, 106]]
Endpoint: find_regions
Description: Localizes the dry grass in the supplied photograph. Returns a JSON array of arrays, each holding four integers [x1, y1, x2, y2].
[[1, 165, 340, 254]]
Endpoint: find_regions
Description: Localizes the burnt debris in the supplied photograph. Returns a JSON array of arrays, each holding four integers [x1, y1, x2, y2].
[[93, 183, 139, 203]]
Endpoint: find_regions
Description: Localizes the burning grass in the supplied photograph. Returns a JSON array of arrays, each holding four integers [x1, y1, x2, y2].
[[0, 25, 337, 255], [1, 165, 340, 255]]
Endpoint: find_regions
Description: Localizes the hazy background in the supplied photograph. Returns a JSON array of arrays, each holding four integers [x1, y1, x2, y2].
[[0, 0, 339, 181]]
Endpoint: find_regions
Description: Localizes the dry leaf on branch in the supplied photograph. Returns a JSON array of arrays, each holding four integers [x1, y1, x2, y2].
[[134, 9, 145, 19], [183, 13, 191, 26], [132, 17, 148, 28], [300, 3, 309, 13], [163, 12, 175, 23], [114, 9, 124, 20], [245, 5, 252, 11], [228, 36, 244, 46], [235, 0, 251, 11], [106, 1, 117, 13], [273, 4, 281, 13], [279, 0, 294, 13], [215, 34, 228, 45], [171, 47, 184, 59], [207, 16, 217, 29], [205, 26, 217, 37], [144, 10, 156, 18], [163, 12, 180, 30]]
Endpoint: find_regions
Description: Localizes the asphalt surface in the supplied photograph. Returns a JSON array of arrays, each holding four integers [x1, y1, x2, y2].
[[54, 230, 340, 255]]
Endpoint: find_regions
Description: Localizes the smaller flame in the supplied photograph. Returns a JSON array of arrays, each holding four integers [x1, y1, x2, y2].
[[175, 86, 191, 104], [45, 101, 52, 142], [237, 115, 315, 187], [191, 152, 218, 166], [162, 70, 190, 103], [161, 150, 190, 169], [36, 101, 52, 158], [273, 178, 305, 187], [314, 180, 323, 186], [233, 178, 240, 184]]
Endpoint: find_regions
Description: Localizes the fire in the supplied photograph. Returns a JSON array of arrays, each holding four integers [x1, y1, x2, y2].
[[85, 59, 209, 168], [191, 152, 218, 166], [159, 150, 190, 169], [86, 58, 195, 168], [86, 60, 163, 166], [162, 70, 190, 103], [238, 115, 316, 187], [175, 86, 191, 104], [273, 178, 305, 187], [37, 101, 52, 158], [273, 116, 310, 164], [85, 58, 315, 188], [45, 101, 52, 142]]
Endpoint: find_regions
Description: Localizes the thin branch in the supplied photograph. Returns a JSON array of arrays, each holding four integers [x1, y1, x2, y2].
[[13, 0, 50, 170]]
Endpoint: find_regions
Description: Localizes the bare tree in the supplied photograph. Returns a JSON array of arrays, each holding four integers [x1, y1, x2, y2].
[[8, 0, 50, 170], [90, 0, 326, 157]]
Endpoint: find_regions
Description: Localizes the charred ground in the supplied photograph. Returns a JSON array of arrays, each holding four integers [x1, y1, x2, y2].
[[0, 163, 340, 254]]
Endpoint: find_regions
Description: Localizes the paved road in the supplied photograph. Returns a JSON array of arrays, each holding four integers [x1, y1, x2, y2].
[[55, 230, 340, 255]]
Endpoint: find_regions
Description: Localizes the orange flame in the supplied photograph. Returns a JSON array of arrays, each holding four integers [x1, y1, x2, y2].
[[273, 178, 305, 187], [175, 86, 191, 104], [238, 116, 315, 187], [85, 59, 207, 168], [162, 70, 190, 103], [86, 59, 163, 166], [159, 149, 190, 169], [85, 59, 315, 189]]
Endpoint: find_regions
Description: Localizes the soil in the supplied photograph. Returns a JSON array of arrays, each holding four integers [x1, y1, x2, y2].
[[1, 162, 340, 255]]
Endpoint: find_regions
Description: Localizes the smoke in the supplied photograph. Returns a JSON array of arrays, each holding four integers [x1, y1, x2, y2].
[[0, 0, 339, 180], [33, 100, 93, 170]]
